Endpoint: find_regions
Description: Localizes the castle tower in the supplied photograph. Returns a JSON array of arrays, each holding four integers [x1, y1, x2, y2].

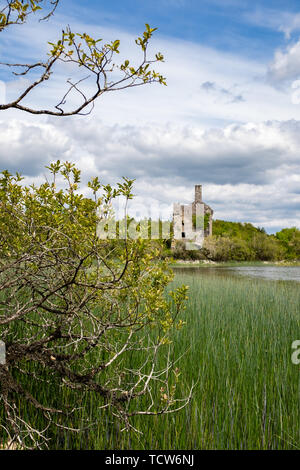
[[172, 184, 213, 250], [195, 185, 202, 204]]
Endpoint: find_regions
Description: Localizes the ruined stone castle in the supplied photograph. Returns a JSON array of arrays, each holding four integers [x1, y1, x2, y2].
[[173, 185, 213, 249]]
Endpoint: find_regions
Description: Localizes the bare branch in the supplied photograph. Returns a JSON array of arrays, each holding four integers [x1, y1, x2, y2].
[[0, 18, 166, 116]]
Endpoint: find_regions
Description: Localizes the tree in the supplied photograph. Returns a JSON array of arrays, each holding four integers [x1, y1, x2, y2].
[[0, 1, 166, 116], [0, 2, 191, 450], [275, 227, 300, 260], [0, 162, 191, 449]]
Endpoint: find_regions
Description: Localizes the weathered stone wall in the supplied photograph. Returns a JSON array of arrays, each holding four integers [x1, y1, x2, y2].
[[172, 184, 213, 249]]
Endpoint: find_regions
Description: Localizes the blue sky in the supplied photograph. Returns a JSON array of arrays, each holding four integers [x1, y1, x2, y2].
[[63, 0, 300, 58], [1, 0, 300, 232]]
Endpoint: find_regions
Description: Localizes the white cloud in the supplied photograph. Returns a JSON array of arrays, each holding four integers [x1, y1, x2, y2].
[[2, 14, 300, 127], [278, 14, 300, 39], [244, 8, 300, 39], [200, 81, 245, 103], [0, 119, 70, 175], [1, 13, 300, 232], [0, 117, 299, 232], [268, 39, 300, 85]]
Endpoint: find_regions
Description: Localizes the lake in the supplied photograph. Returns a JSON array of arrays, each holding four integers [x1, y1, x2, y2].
[[173, 265, 300, 282]]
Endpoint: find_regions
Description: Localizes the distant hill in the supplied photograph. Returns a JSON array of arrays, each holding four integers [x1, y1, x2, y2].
[[213, 220, 267, 239]]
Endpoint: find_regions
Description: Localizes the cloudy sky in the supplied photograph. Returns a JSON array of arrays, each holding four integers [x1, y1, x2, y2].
[[1, 0, 300, 232]]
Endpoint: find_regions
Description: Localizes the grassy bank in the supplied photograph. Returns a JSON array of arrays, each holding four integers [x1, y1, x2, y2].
[[1, 272, 299, 449]]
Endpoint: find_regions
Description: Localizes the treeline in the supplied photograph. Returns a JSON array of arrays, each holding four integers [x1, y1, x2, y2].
[[101, 217, 299, 262], [170, 220, 300, 262]]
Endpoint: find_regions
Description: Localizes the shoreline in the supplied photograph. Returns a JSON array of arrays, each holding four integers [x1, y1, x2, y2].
[[170, 260, 300, 268]]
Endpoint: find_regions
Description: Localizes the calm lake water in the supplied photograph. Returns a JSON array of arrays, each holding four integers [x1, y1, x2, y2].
[[174, 265, 300, 282]]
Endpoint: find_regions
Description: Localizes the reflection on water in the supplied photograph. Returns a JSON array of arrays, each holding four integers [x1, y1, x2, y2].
[[174, 265, 300, 282]]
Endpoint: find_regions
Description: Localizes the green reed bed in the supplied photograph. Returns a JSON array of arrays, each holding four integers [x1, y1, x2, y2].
[[1, 271, 299, 449], [86, 272, 300, 450], [161, 272, 300, 450]]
